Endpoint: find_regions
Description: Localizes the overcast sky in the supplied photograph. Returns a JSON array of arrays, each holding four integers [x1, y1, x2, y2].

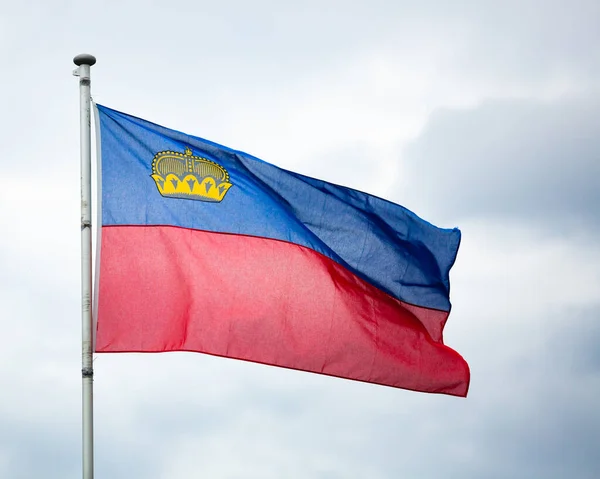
[[1, 1, 599, 478]]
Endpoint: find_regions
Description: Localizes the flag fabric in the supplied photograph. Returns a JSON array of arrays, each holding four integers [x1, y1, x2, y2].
[[94, 104, 470, 397]]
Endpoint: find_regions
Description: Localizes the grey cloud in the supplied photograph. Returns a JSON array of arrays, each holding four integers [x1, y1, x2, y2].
[[5, 0, 599, 109], [0, 422, 78, 479], [463, 310, 600, 479], [2, 292, 599, 478], [0, 415, 161, 479], [355, 306, 600, 479], [545, 306, 600, 375], [398, 98, 600, 229], [299, 141, 385, 193], [446, 1, 600, 87]]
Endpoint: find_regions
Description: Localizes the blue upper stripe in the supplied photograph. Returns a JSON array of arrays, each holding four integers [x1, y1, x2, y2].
[[97, 104, 460, 312]]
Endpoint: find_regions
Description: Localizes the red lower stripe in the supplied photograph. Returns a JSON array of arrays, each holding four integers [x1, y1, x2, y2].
[[96, 226, 469, 396]]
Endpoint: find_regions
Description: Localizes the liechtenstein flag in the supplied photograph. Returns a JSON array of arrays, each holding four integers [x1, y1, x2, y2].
[[94, 104, 470, 397]]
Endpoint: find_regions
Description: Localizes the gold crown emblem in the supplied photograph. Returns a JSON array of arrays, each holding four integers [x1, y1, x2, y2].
[[151, 147, 233, 202]]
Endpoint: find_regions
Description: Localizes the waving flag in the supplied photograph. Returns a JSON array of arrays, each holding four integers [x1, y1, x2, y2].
[[94, 104, 470, 397]]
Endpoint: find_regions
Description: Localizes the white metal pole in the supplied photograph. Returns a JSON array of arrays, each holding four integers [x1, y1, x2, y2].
[[73, 53, 96, 479]]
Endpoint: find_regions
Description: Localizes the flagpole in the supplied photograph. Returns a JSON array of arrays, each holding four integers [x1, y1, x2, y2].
[[73, 53, 96, 479]]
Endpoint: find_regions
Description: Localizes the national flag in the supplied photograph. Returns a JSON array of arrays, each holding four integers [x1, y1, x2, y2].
[[94, 104, 470, 397]]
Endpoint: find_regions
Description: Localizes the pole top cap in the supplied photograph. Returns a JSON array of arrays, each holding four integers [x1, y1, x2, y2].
[[73, 54, 97, 66]]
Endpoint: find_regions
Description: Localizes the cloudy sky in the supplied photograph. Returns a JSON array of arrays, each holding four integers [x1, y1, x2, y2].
[[1, 0, 599, 477]]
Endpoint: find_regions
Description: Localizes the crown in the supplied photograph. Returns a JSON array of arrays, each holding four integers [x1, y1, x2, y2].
[[151, 147, 233, 202]]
